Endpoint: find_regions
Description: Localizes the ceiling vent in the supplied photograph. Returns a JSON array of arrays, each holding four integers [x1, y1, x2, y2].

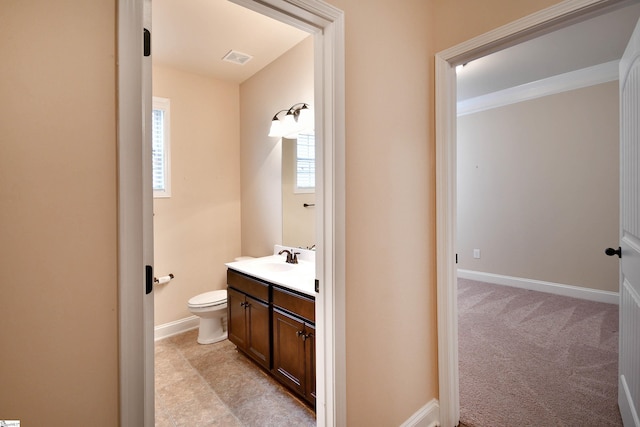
[[222, 50, 253, 65]]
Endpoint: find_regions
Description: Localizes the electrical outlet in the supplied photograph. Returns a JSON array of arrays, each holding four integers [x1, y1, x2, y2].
[[473, 249, 481, 259]]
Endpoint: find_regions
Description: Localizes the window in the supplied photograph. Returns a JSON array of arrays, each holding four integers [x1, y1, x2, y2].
[[152, 97, 171, 198], [295, 132, 315, 193]]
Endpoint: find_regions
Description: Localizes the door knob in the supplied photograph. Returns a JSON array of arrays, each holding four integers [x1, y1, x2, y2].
[[605, 247, 621, 258]]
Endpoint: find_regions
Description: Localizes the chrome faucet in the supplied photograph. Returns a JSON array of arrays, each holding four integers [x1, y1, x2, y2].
[[278, 249, 299, 264]]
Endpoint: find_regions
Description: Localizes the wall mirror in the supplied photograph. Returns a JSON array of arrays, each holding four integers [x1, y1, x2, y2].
[[282, 132, 315, 249]]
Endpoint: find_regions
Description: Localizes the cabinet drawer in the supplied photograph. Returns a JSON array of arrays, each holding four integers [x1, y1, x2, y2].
[[227, 269, 269, 302], [273, 286, 315, 323]]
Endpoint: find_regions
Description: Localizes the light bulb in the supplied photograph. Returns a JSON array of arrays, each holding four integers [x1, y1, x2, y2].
[[298, 107, 313, 130], [268, 119, 284, 137]]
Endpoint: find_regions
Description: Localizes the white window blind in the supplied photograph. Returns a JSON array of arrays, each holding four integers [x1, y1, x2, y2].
[[152, 97, 171, 198], [296, 132, 315, 192]]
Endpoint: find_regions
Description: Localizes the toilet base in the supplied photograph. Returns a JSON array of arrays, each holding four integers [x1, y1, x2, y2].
[[197, 331, 228, 345], [196, 315, 228, 345]]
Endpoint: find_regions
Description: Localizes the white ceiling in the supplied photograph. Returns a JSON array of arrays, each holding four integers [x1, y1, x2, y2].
[[457, 2, 640, 101], [152, 0, 309, 83]]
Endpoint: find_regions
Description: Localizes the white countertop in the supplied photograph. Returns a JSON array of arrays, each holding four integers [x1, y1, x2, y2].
[[225, 246, 316, 297]]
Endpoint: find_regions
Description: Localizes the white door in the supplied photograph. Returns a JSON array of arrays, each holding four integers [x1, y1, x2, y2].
[[617, 16, 640, 427], [142, 0, 154, 425], [117, 0, 154, 424]]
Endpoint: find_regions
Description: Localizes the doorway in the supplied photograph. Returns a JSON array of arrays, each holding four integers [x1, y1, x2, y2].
[[435, 1, 637, 426], [150, 1, 315, 422], [117, 1, 345, 426]]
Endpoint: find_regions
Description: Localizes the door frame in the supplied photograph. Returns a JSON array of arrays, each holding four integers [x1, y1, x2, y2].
[[435, 0, 634, 425], [117, 0, 346, 426], [117, 1, 146, 425]]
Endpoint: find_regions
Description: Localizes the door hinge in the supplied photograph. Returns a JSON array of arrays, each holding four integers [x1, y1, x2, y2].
[[315, 279, 319, 293], [143, 28, 151, 57], [145, 265, 153, 294]]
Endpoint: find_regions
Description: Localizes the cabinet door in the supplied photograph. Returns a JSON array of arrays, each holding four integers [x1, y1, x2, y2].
[[304, 323, 316, 406], [246, 295, 270, 369], [227, 287, 247, 348], [272, 309, 306, 396]]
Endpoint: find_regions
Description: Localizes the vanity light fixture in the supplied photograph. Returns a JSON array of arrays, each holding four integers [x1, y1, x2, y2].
[[268, 103, 313, 138]]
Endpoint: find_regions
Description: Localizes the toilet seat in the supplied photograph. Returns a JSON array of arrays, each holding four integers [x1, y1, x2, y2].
[[188, 290, 227, 309]]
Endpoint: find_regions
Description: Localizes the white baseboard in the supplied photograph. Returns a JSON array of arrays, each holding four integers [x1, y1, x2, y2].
[[154, 316, 200, 341], [458, 269, 619, 305], [400, 399, 440, 427]]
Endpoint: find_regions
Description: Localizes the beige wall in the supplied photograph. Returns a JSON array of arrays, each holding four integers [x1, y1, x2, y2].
[[327, 0, 438, 424], [240, 37, 314, 257], [152, 65, 241, 326], [432, 0, 559, 51], [457, 82, 619, 292], [0, 1, 118, 425], [0, 0, 576, 425]]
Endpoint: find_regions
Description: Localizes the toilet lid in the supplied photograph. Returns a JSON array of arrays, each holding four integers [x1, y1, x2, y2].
[[188, 290, 228, 308]]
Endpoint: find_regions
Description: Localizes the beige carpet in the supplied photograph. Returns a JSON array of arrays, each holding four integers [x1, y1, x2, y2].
[[458, 278, 622, 426]]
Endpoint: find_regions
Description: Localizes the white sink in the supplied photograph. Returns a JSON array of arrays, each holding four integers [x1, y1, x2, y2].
[[225, 247, 316, 296], [257, 262, 296, 273]]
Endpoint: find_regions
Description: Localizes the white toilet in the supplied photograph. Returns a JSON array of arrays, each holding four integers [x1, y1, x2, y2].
[[187, 289, 228, 345]]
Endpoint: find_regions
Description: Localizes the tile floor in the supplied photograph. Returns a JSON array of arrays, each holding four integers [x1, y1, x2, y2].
[[155, 329, 316, 427]]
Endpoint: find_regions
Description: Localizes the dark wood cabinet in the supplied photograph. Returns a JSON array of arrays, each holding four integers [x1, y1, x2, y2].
[[272, 310, 306, 395], [227, 287, 247, 348], [226, 268, 315, 407], [227, 271, 270, 370], [272, 287, 316, 406], [245, 295, 270, 368]]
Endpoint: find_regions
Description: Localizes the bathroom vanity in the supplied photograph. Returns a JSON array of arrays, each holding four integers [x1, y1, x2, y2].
[[225, 248, 316, 408]]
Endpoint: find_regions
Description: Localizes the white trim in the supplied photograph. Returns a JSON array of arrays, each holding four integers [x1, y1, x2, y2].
[[457, 60, 619, 116], [154, 316, 200, 341], [400, 399, 440, 427], [312, 5, 346, 426], [118, 1, 146, 426], [436, 1, 629, 426], [438, 0, 633, 65], [620, 374, 640, 426], [458, 269, 620, 304], [142, 1, 155, 424], [435, 54, 460, 427]]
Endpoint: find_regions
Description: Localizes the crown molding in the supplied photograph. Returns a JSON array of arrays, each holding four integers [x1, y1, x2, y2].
[[457, 60, 618, 116]]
